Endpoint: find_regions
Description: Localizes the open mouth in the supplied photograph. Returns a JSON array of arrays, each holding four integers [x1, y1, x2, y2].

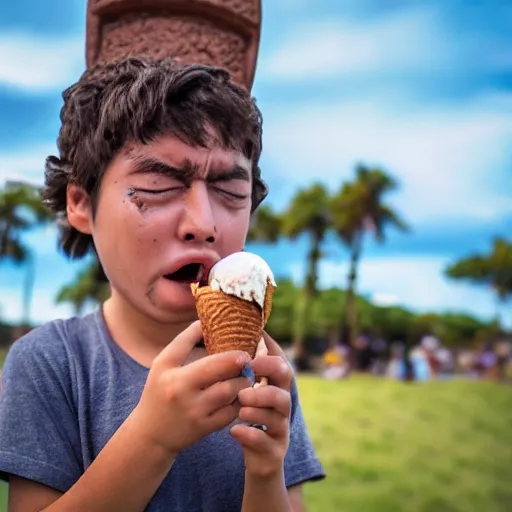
[[164, 263, 210, 285]]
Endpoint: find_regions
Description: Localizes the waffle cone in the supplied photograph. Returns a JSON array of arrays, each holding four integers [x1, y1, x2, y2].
[[191, 279, 275, 358]]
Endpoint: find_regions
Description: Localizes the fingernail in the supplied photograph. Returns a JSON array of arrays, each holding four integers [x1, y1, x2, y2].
[[240, 364, 255, 385], [256, 337, 267, 356], [236, 353, 251, 366]]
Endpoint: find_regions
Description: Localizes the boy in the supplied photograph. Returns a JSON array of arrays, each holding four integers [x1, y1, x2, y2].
[[0, 57, 324, 511]]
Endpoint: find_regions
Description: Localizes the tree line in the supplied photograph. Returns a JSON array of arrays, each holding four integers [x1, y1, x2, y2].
[[1, 166, 511, 355]]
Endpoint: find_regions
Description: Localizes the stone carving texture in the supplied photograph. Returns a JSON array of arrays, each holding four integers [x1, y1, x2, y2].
[[98, 13, 247, 85], [86, 0, 261, 89], [90, 0, 259, 25]]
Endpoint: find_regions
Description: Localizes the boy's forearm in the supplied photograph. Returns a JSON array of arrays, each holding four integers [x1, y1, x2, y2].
[[44, 408, 175, 512], [242, 470, 291, 512]]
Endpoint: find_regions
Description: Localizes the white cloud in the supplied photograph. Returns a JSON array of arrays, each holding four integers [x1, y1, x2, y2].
[[259, 5, 509, 83], [288, 256, 512, 328], [257, 4, 512, 225], [0, 33, 84, 92], [372, 292, 399, 307], [262, 93, 512, 225], [260, 7, 453, 81]]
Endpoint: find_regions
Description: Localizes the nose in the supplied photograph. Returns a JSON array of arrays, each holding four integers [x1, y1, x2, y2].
[[177, 182, 216, 244]]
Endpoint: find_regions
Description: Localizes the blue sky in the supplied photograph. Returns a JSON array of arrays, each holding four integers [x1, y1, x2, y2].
[[0, 0, 511, 329]]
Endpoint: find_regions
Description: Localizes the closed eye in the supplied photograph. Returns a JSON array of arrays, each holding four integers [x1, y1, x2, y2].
[[133, 186, 247, 200], [135, 187, 183, 194], [214, 188, 248, 200]]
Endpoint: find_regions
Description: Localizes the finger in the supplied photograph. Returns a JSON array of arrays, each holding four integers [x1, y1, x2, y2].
[[183, 351, 252, 389], [238, 386, 291, 418], [239, 407, 288, 437], [155, 321, 204, 368], [254, 338, 269, 387], [230, 423, 274, 453], [251, 355, 293, 391], [254, 376, 268, 388], [206, 403, 240, 432], [202, 377, 252, 412]]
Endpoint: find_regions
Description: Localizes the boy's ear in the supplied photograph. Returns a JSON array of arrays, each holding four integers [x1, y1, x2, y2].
[[66, 184, 93, 234]]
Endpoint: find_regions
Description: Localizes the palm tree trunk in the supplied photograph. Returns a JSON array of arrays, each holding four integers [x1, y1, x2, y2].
[[292, 233, 321, 367], [401, 337, 415, 382], [343, 229, 363, 349], [0, 220, 12, 258], [292, 290, 307, 362], [327, 328, 341, 350], [494, 293, 502, 325]]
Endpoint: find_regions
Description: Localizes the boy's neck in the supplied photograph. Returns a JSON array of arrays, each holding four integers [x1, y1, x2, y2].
[[102, 292, 201, 368]]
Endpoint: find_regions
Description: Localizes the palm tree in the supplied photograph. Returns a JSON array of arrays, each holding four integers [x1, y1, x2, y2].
[[246, 204, 282, 244], [281, 183, 332, 361], [331, 165, 409, 347], [56, 259, 110, 315], [247, 188, 332, 362], [0, 181, 52, 264], [445, 237, 512, 321], [0, 181, 53, 326]]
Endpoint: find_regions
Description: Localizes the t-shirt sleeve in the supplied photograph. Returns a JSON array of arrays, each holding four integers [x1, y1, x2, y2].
[[284, 377, 325, 488], [0, 327, 83, 492]]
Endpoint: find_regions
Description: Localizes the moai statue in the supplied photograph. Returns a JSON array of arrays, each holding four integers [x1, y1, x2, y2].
[[85, 0, 262, 90]]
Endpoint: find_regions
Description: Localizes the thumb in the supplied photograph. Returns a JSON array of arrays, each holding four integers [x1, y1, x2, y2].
[[255, 337, 268, 357], [155, 320, 204, 368], [262, 331, 287, 359]]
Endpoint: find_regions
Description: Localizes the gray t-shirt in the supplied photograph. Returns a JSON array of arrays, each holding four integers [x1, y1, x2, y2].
[[0, 310, 324, 511]]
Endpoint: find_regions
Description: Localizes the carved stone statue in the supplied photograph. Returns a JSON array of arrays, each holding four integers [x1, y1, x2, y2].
[[85, 0, 262, 90]]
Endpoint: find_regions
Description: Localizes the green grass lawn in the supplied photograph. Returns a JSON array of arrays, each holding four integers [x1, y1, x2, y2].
[[0, 372, 510, 511], [299, 376, 512, 512]]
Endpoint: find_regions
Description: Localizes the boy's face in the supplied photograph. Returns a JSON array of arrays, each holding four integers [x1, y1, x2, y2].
[[68, 133, 253, 323]]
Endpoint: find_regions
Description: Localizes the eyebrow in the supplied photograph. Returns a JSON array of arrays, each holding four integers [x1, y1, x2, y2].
[[129, 156, 196, 183], [208, 165, 250, 183], [128, 155, 251, 184]]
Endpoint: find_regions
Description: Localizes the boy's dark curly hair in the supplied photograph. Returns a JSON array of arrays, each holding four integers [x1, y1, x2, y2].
[[42, 56, 268, 259]]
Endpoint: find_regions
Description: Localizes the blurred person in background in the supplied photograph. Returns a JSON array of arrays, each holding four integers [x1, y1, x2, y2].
[[353, 333, 374, 372], [387, 341, 406, 380], [475, 341, 498, 380], [409, 345, 432, 381], [495, 338, 512, 381], [370, 336, 388, 376], [420, 335, 441, 377], [435, 346, 455, 379], [322, 344, 350, 380]]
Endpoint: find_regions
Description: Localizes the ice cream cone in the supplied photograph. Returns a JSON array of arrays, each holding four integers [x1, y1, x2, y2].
[[262, 277, 275, 326], [191, 277, 275, 358]]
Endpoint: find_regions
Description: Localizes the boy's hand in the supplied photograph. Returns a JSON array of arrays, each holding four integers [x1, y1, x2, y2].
[[230, 333, 294, 478], [133, 321, 252, 456]]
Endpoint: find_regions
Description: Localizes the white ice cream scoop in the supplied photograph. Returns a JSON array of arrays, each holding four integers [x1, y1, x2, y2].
[[207, 251, 276, 309]]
